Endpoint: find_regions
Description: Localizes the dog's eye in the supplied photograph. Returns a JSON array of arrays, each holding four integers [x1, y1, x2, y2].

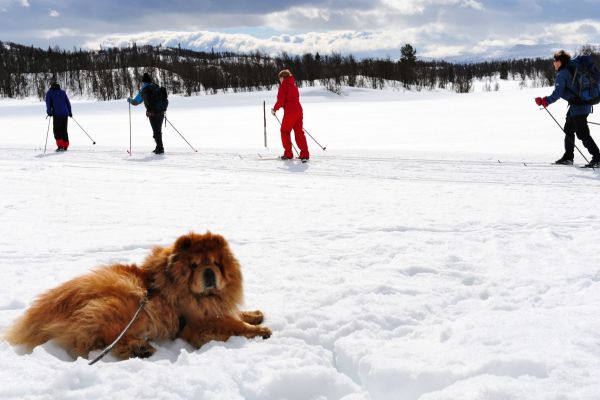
[[190, 263, 198, 270], [215, 262, 225, 274]]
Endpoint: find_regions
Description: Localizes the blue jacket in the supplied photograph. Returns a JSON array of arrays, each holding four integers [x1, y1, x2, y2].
[[129, 82, 151, 106], [546, 67, 592, 116], [45, 83, 72, 117]]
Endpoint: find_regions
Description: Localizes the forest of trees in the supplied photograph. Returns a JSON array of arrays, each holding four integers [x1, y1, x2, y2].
[[0, 41, 598, 100]]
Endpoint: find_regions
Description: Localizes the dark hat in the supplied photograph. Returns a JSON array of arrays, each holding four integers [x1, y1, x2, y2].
[[142, 73, 152, 83]]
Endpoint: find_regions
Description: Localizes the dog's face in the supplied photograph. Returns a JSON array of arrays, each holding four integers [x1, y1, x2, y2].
[[165, 232, 242, 299]]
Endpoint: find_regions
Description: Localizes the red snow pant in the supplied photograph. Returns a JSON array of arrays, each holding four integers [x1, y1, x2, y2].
[[280, 110, 309, 159]]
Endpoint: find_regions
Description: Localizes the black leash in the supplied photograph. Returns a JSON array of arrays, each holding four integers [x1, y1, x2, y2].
[[88, 296, 148, 365]]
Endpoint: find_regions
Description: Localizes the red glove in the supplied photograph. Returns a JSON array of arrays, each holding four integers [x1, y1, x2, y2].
[[535, 97, 548, 108]]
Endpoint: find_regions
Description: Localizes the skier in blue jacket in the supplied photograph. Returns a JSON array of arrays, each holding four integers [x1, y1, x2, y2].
[[535, 50, 600, 167], [45, 81, 72, 151], [127, 73, 165, 154]]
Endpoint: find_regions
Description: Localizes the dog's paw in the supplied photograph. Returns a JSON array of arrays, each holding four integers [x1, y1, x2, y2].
[[241, 310, 264, 325], [258, 326, 272, 340], [132, 342, 156, 358], [115, 338, 156, 359]]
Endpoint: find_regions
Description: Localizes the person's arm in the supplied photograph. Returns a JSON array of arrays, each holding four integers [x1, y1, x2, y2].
[[45, 92, 52, 116], [546, 71, 567, 106], [129, 90, 143, 105], [128, 84, 147, 106], [65, 93, 72, 117], [273, 82, 287, 112]]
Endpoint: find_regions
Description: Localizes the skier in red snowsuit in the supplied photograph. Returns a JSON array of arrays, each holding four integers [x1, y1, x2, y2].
[[272, 69, 309, 160]]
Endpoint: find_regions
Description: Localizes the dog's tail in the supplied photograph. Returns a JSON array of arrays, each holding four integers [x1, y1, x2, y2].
[[3, 279, 80, 349], [4, 265, 147, 352], [3, 297, 60, 349]]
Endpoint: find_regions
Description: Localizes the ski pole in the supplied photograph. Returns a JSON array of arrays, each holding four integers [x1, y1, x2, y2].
[[273, 113, 299, 156], [589, 121, 600, 126], [302, 127, 326, 151], [263, 101, 267, 148], [541, 107, 589, 164], [70, 116, 96, 145], [44, 115, 51, 154], [164, 115, 198, 152], [128, 102, 132, 155]]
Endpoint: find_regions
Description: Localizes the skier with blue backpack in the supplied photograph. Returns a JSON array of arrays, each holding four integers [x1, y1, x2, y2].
[[535, 50, 600, 168], [127, 72, 169, 154]]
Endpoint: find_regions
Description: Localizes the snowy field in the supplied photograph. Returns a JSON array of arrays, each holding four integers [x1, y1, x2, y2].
[[1, 80, 600, 400]]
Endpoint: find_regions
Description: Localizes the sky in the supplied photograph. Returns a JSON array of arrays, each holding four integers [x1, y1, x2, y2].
[[0, 0, 599, 60]]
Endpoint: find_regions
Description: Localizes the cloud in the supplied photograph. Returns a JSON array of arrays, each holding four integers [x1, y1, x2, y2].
[[2, 1, 600, 60], [381, 0, 483, 14], [41, 28, 78, 39], [85, 16, 600, 61], [550, 19, 600, 46], [85, 30, 409, 57]]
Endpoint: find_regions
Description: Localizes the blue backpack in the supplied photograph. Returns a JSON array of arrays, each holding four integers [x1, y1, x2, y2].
[[567, 55, 600, 105]]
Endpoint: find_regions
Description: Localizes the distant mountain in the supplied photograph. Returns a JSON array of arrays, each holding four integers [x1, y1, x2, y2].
[[440, 43, 580, 63]]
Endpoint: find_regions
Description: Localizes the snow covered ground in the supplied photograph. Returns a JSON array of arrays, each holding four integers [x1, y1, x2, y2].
[[1, 80, 599, 400]]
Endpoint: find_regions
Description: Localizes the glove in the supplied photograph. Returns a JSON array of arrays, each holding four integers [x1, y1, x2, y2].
[[68, 113, 72, 117], [535, 97, 548, 108], [47, 113, 52, 117], [271, 108, 276, 116], [127, 97, 132, 103]]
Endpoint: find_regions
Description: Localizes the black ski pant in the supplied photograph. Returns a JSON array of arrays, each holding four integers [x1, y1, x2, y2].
[[563, 114, 600, 159], [148, 113, 164, 150], [53, 115, 69, 143]]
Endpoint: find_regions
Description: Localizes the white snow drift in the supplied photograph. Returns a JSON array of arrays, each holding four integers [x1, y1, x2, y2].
[[1, 81, 599, 400]]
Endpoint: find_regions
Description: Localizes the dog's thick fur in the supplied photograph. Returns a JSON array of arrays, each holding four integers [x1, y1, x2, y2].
[[4, 232, 271, 360]]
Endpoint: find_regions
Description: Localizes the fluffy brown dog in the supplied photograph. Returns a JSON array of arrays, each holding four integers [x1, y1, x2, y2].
[[4, 232, 271, 360]]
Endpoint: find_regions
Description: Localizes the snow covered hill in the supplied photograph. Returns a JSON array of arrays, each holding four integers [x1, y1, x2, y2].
[[1, 82, 599, 400]]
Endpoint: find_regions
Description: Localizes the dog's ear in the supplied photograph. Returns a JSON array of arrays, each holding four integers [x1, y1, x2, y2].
[[207, 233, 226, 251], [174, 234, 193, 253], [164, 253, 179, 282], [167, 253, 179, 267]]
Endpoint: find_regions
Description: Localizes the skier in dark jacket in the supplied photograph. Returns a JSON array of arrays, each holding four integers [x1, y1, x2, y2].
[[127, 73, 165, 154], [535, 50, 600, 167], [45, 81, 72, 151]]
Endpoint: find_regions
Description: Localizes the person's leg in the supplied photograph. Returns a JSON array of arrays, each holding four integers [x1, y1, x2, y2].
[[53, 116, 68, 150], [280, 112, 294, 158], [572, 114, 600, 160], [52, 116, 62, 149], [561, 115, 576, 161], [149, 114, 165, 153], [292, 113, 309, 159], [61, 117, 69, 150]]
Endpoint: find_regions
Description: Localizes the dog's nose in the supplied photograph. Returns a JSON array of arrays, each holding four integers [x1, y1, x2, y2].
[[203, 268, 216, 288]]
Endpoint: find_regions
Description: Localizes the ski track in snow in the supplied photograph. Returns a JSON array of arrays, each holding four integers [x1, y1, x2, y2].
[[1, 84, 600, 400]]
